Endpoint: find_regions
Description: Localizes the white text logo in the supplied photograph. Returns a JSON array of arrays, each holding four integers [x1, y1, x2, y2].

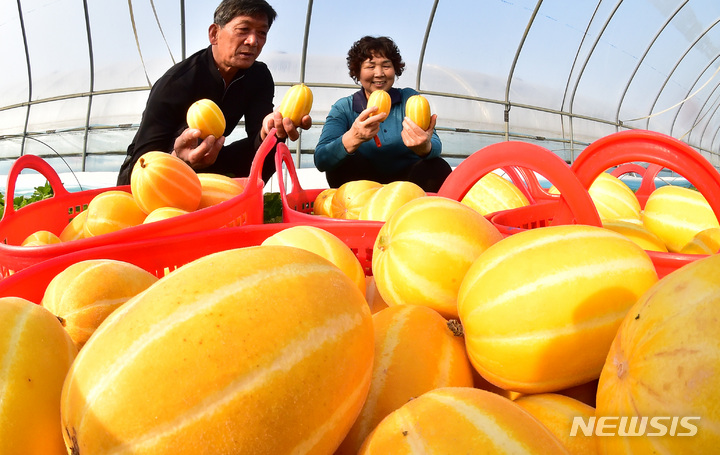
[[570, 416, 700, 437]]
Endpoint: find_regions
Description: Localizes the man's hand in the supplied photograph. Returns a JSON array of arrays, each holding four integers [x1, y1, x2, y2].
[[261, 111, 312, 141], [172, 128, 225, 169]]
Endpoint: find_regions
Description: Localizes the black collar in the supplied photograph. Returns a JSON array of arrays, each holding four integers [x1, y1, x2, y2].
[[352, 87, 402, 113]]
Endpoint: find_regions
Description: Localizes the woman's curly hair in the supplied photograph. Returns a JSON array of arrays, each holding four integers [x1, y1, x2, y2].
[[346, 36, 405, 83]]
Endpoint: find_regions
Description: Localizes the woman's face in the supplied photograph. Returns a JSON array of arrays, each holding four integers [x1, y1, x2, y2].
[[358, 52, 396, 98]]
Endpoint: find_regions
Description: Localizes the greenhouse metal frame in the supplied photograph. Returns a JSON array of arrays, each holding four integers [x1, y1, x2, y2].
[[2, 0, 720, 179]]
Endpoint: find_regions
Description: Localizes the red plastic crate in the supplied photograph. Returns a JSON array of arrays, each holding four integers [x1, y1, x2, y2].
[[438, 140, 602, 236], [0, 220, 382, 304], [275, 141, 386, 224], [0, 131, 280, 278], [571, 129, 720, 278]]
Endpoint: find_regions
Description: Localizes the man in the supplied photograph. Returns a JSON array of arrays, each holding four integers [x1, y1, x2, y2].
[[117, 0, 311, 185]]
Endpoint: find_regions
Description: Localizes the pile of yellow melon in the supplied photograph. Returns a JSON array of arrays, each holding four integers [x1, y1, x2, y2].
[[548, 171, 720, 255], [3, 181, 719, 454], [19, 152, 246, 247]]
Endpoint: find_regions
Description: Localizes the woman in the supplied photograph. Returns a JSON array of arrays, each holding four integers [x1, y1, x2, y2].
[[314, 36, 452, 192]]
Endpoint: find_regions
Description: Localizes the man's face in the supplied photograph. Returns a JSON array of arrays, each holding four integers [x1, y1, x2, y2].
[[210, 14, 269, 72]]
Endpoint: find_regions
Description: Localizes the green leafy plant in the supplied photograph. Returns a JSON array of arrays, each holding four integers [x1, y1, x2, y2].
[[264, 192, 283, 223], [0, 181, 54, 219]]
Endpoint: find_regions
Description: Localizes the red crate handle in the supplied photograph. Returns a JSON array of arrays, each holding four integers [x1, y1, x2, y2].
[[438, 141, 601, 227], [571, 129, 720, 221], [2, 154, 71, 220], [275, 140, 304, 201]]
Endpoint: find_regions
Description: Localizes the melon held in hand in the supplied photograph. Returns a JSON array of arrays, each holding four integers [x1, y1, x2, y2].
[[458, 224, 658, 394]]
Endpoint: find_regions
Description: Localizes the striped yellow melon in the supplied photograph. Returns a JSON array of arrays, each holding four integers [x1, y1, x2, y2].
[[197, 172, 245, 209], [372, 196, 503, 319], [642, 185, 719, 253], [588, 172, 641, 221], [261, 224, 366, 297], [358, 387, 569, 454], [515, 393, 597, 455], [336, 305, 474, 455], [460, 172, 530, 216], [331, 180, 383, 220], [313, 188, 337, 217], [405, 94, 432, 130], [186, 98, 226, 139], [458, 224, 658, 393], [21, 230, 61, 246], [602, 219, 668, 252], [278, 83, 313, 127], [131, 151, 202, 214], [0, 297, 77, 455], [59, 210, 87, 242], [367, 90, 391, 117], [42, 259, 159, 350], [358, 180, 426, 221], [596, 253, 720, 454], [680, 227, 720, 254], [83, 190, 147, 237], [61, 245, 374, 455], [142, 206, 189, 224]]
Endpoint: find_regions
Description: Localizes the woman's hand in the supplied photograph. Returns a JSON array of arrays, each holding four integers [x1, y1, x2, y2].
[[261, 111, 312, 141], [172, 128, 225, 169], [402, 113, 437, 157], [343, 106, 387, 153]]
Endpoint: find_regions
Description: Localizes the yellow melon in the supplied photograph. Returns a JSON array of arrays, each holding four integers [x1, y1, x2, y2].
[[42, 259, 159, 350], [331, 180, 383, 220], [372, 196, 503, 319], [642, 185, 719, 253], [61, 245, 374, 454], [143, 206, 190, 224], [602, 219, 668, 252], [515, 393, 597, 455], [261, 225, 367, 297], [0, 297, 77, 455], [131, 151, 202, 214], [405, 94, 432, 130], [313, 188, 337, 217], [336, 305, 474, 454], [278, 83, 314, 127], [680, 227, 720, 254], [458, 224, 658, 394], [358, 180, 426, 221], [596, 252, 720, 453], [460, 172, 530, 216], [186, 98, 226, 139], [59, 210, 87, 242], [588, 172, 641, 221], [197, 173, 245, 209], [358, 387, 569, 454], [83, 190, 147, 237], [21, 230, 61, 246]]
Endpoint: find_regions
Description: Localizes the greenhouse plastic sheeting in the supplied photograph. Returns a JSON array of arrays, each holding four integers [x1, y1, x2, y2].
[[1, 0, 720, 177]]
